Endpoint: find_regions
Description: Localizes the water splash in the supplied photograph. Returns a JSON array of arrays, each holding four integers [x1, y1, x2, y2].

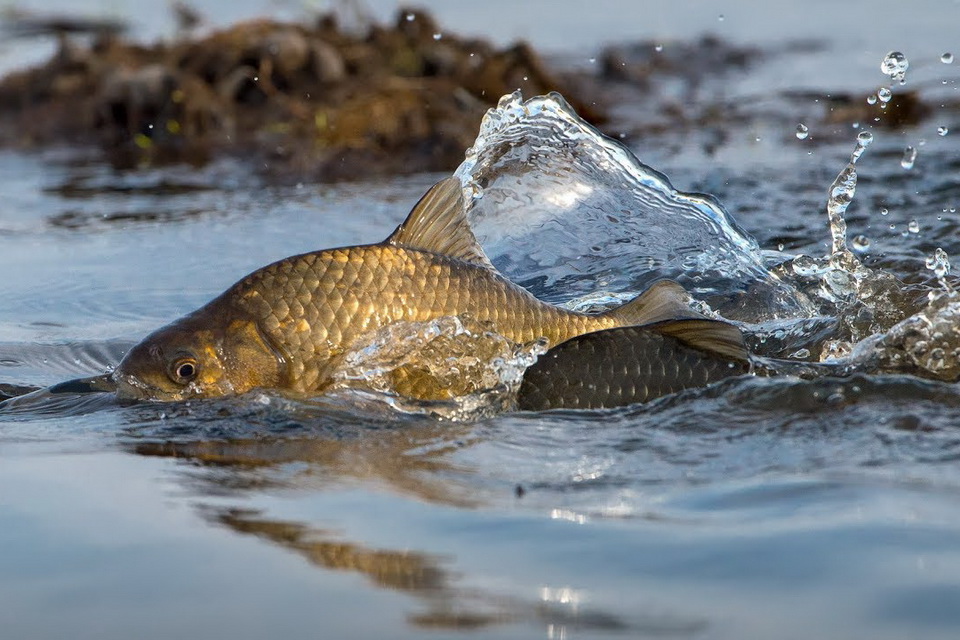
[[329, 315, 546, 417], [926, 248, 952, 289], [826, 131, 872, 269], [900, 146, 917, 170], [454, 91, 808, 319], [880, 51, 909, 85]]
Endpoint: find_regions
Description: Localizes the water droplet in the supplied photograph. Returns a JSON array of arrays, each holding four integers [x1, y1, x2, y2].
[[654, 44, 663, 53], [405, 12, 415, 21], [889, 223, 896, 230], [852, 235, 871, 251], [789, 348, 811, 359], [866, 94, 878, 105], [791, 255, 823, 277], [880, 51, 909, 84], [942, 52, 954, 64], [857, 131, 873, 146], [938, 126, 949, 136], [718, 14, 725, 21], [795, 124, 809, 139], [908, 219, 920, 233], [881, 207, 889, 216], [588, 57, 596, 63], [926, 247, 951, 279], [432, 33, 442, 40], [877, 87, 892, 103], [901, 146, 917, 169]]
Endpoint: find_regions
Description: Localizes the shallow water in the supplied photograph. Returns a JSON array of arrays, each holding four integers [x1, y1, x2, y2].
[[4, 4, 960, 640]]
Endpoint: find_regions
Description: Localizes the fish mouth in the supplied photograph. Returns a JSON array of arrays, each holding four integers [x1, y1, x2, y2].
[[112, 371, 168, 401], [47, 373, 118, 394]]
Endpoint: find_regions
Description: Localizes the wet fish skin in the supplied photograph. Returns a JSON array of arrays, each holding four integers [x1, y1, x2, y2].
[[518, 324, 751, 411], [113, 178, 697, 402]]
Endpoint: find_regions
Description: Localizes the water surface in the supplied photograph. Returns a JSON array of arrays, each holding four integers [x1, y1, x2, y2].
[[3, 3, 960, 639]]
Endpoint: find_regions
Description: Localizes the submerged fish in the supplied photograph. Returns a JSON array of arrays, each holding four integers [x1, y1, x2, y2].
[[107, 177, 746, 402], [518, 324, 751, 411]]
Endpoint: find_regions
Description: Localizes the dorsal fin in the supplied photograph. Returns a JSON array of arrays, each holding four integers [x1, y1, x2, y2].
[[385, 177, 495, 269], [602, 280, 705, 326], [649, 318, 750, 362]]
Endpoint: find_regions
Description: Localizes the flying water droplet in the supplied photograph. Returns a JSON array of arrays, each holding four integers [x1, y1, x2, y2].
[[877, 87, 892, 103], [405, 12, 415, 22], [852, 235, 871, 251], [866, 94, 878, 105], [880, 51, 909, 84], [796, 123, 809, 139], [908, 219, 920, 233], [825, 132, 872, 266], [432, 33, 442, 40], [926, 247, 951, 280], [654, 44, 663, 52], [942, 52, 955, 64], [900, 146, 917, 169], [938, 126, 949, 136], [881, 207, 889, 216]]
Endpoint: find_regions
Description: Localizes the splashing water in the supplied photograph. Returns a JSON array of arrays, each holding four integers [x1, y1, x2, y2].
[[454, 91, 809, 320], [827, 131, 872, 267], [329, 315, 546, 418], [927, 248, 952, 289], [900, 146, 917, 169], [880, 51, 909, 85]]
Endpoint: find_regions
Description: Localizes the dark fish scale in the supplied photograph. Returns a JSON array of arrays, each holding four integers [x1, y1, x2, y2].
[[517, 325, 750, 410]]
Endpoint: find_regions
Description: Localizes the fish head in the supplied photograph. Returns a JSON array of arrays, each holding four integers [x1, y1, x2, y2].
[[113, 311, 282, 401]]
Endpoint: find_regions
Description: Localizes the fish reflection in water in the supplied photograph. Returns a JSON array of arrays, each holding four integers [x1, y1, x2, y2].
[[129, 425, 695, 635]]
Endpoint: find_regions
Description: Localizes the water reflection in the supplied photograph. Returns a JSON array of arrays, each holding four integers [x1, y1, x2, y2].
[[124, 420, 666, 635], [130, 422, 482, 506]]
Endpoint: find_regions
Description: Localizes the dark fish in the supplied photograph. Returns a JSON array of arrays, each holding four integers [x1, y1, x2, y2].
[[112, 177, 746, 402], [518, 323, 750, 410]]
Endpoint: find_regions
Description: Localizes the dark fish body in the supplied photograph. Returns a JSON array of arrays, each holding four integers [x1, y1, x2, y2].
[[518, 324, 750, 410], [113, 178, 743, 402]]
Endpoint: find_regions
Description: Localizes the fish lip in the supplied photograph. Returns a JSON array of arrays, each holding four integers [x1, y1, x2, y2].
[[47, 373, 117, 394], [112, 370, 173, 401]]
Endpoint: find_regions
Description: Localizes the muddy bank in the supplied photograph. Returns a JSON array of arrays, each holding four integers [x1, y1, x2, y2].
[[0, 8, 607, 182], [0, 7, 948, 182]]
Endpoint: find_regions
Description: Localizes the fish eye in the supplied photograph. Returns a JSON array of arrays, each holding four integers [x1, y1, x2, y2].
[[169, 357, 199, 385]]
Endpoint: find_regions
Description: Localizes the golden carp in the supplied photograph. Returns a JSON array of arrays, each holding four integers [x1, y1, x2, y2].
[[112, 177, 747, 401]]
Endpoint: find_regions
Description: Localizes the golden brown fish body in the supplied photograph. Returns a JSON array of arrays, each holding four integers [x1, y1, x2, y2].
[[113, 178, 746, 402]]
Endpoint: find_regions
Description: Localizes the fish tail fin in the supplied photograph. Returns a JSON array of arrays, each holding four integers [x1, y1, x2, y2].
[[603, 280, 749, 362]]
